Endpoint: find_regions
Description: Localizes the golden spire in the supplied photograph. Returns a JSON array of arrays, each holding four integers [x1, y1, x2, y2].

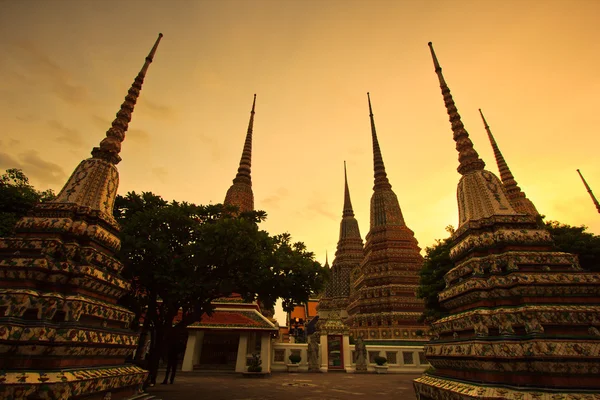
[[479, 109, 539, 216], [232, 94, 256, 186], [91, 33, 163, 165], [577, 169, 600, 214], [367, 92, 392, 190], [427, 42, 485, 175], [343, 161, 354, 217]]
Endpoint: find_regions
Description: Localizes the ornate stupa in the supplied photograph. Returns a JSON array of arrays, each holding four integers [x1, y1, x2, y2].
[[414, 42, 600, 400], [479, 108, 539, 217], [577, 169, 600, 214], [346, 93, 427, 342], [0, 34, 163, 399], [224, 94, 256, 213], [318, 162, 365, 321]]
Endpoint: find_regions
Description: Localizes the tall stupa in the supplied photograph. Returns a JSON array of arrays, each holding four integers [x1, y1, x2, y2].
[[346, 93, 427, 342], [0, 34, 163, 399], [224, 94, 256, 213], [413, 42, 600, 399], [577, 169, 600, 214], [479, 109, 539, 217], [318, 162, 365, 321]]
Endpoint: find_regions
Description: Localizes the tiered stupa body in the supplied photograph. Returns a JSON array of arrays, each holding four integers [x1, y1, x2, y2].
[[414, 42, 600, 399], [577, 169, 600, 214], [479, 109, 539, 217], [318, 163, 365, 321], [346, 94, 427, 342], [0, 34, 163, 399]]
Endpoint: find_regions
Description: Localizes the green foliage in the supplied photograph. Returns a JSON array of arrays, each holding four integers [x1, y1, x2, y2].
[[0, 168, 55, 237], [113, 191, 328, 378], [247, 353, 262, 372], [545, 220, 600, 272], [416, 235, 454, 323], [288, 353, 301, 364], [374, 356, 387, 366]]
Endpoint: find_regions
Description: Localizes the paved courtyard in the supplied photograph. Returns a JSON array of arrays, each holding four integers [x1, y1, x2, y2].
[[147, 371, 421, 400]]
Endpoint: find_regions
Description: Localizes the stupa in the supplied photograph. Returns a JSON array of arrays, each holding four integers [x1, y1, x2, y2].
[[479, 109, 539, 217], [413, 42, 600, 399], [346, 93, 427, 342], [0, 34, 163, 399], [224, 94, 256, 214], [577, 169, 600, 214], [318, 162, 365, 322]]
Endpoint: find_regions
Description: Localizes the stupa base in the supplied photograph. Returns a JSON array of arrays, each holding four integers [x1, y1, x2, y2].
[[414, 374, 600, 400], [0, 365, 148, 399]]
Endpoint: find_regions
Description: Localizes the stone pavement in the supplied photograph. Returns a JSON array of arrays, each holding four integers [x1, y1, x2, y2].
[[147, 371, 421, 400]]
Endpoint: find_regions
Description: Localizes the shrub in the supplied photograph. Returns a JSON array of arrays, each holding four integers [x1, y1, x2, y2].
[[374, 356, 387, 366], [248, 353, 262, 372], [288, 354, 301, 364]]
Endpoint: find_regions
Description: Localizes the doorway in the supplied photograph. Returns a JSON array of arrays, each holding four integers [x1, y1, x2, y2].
[[327, 335, 344, 370]]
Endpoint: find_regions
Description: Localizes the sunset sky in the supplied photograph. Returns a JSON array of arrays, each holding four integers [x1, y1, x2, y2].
[[1, 0, 599, 323]]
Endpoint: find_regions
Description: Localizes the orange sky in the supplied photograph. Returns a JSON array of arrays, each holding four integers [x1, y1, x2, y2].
[[1, 0, 599, 324]]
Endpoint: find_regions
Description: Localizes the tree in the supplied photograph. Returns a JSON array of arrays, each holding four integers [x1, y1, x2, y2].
[[114, 192, 328, 382], [417, 221, 600, 323], [416, 226, 455, 323], [0, 168, 55, 237]]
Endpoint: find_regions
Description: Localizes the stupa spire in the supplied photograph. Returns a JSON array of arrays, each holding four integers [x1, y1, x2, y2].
[[233, 94, 256, 186], [428, 42, 485, 175], [224, 95, 257, 212], [577, 169, 600, 213], [91, 33, 163, 165], [343, 161, 354, 217], [479, 109, 539, 216], [367, 92, 392, 190], [325, 251, 329, 267]]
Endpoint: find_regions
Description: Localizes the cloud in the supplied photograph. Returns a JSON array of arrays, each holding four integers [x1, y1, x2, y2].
[[49, 120, 84, 148], [261, 188, 290, 209], [9, 41, 89, 106], [303, 197, 337, 221], [151, 167, 168, 183], [0, 150, 66, 186], [127, 128, 150, 143], [139, 98, 176, 120]]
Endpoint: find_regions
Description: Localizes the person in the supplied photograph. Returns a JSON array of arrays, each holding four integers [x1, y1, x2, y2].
[[162, 339, 183, 384]]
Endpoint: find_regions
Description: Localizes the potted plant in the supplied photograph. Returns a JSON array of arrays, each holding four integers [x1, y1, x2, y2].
[[247, 353, 262, 373], [373, 356, 388, 374], [287, 353, 301, 372]]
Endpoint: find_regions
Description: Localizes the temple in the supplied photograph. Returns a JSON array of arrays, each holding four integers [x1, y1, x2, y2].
[[577, 169, 600, 214], [413, 42, 600, 399], [479, 108, 539, 217], [0, 34, 163, 399], [345, 93, 427, 342], [181, 95, 278, 373], [317, 162, 365, 323]]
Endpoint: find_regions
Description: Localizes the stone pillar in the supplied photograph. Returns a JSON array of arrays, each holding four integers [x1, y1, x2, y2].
[[182, 331, 203, 372], [342, 335, 353, 372], [235, 333, 249, 372], [319, 333, 328, 373], [260, 333, 271, 373]]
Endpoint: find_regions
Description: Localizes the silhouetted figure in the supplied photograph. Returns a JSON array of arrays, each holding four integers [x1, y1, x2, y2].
[[162, 340, 183, 384]]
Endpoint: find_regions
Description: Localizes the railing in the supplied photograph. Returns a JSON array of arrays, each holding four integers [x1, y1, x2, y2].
[[271, 342, 428, 373], [271, 343, 309, 372]]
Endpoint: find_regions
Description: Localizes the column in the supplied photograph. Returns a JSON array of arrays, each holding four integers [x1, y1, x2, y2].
[[319, 333, 328, 373], [235, 333, 249, 372], [181, 331, 203, 372], [342, 334, 353, 372], [260, 333, 271, 373]]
